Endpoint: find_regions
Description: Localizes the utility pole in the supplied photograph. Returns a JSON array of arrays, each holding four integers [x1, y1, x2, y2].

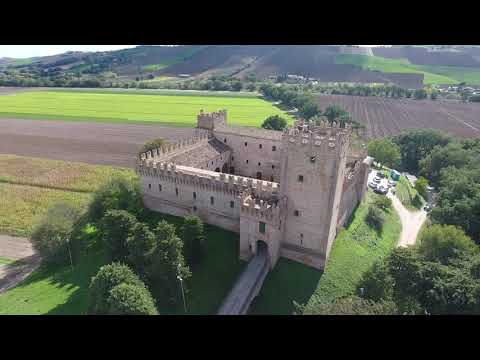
[[177, 264, 187, 313]]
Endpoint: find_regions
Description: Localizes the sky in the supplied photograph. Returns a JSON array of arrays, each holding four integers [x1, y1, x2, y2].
[[0, 45, 386, 59]]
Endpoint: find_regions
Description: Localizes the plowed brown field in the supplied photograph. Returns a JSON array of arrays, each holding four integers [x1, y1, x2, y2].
[[316, 95, 480, 139], [0, 118, 195, 168]]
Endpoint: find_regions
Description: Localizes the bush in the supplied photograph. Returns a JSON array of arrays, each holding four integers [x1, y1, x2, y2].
[[87, 176, 144, 222], [261, 115, 287, 131], [182, 215, 205, 267], [417, 224, 477, 264], [107, 283, 158, 315], [100, 210, 138, 262], [414, 176, 429, 200], [31, 202, 83, 265], [303, 296, 398, 315], [127, 222, 156, 276], [373, 196, 392, 212], [366, 206, 385, 231], [88, 262, 144, 314]]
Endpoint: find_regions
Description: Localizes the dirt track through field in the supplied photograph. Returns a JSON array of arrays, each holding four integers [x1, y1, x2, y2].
[[0, 118, 196, 168]]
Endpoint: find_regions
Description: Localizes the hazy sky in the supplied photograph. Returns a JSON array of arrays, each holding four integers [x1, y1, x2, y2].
[[0, 45, 137, 58], [0, 45, 385, 59]]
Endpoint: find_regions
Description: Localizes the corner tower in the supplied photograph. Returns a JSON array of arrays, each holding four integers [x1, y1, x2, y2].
[[279, 119, 351, 269]]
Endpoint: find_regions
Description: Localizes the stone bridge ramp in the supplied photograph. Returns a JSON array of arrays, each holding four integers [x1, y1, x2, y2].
[[217, 246, 269, 315]]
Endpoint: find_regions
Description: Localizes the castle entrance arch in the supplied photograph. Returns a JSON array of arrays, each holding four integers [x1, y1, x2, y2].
[[222, 163, 229, 173], [256, 172, 262, 180], [256, 240, 268, 256], [215, 167, 221, 172]]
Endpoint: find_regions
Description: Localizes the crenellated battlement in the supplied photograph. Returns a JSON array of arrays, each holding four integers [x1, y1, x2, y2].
[[240, 192, 285, 222], [138, 129, 211, 163], [137, 162, 279, 197], [197, 109, 228, 130]]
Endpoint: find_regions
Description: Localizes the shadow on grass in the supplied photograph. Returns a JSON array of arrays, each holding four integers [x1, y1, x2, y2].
[[248, 258, 323, 315]]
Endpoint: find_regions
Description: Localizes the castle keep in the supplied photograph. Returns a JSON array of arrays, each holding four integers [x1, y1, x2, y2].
[[137, 110, 372, 270]]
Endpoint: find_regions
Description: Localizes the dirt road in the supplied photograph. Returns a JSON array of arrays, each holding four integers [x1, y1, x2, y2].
[[0, 235, 41, 294], [387, 192, 427, 247]]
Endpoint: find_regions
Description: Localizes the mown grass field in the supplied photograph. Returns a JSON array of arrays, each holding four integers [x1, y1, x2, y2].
[[0, 155, 244, 315], [0, 90, 291, 127], [249, 191, 401, 314], [335, 54, 480, 85]]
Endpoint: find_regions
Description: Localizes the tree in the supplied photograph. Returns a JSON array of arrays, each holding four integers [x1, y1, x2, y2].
[[107, 283, 158, 315], [367, 138, 401, 169], [299, 101, 320, 119], [140, 138, 167, 154], [373, 195, 392, 212], [414, 88, 428, 100], [323, 105, 351, 127], [414, 176, 429, 200], [302, 296, 398, 315], [31, 202, 82, 266], [88, 262, 144, 314], [87, 176, 144, 223], [261, 115, 288, 131], [100, 210, 138, 262], [231, 81, 243, 92], [127, 222, 156, 276], [366, 206, 385, 231], [393, 129, 451, 174], [182, 215, 206, 266], [145, 221, 191, 306], [417, 224, 477, 265]]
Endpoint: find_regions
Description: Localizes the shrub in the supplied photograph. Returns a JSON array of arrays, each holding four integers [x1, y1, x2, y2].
[[365, 206, 385, 231], [303, 296, 398, 315], [88, 262, 144, 314], [127, 222, 156, 276], [182, 215, 205, 267], [414, 176, 429, 200], [31, 202, 83, 265], [107, 283, 158, 315], [417, 224, 477, 264], [373, 196, 392, 212], [100, 210, 138, 262], [88, 176, 144, 223], [261, 115, 287, 131]]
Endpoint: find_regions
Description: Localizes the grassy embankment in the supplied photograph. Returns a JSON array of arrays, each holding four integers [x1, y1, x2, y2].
[[335, 54, 480, 85], [0, 90, 291, 127], [249, 191, 401, 314], [0, 155, 244, 315]]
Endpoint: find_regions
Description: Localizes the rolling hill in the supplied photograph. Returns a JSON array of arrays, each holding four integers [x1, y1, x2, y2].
[[2, 45, 480, 87]]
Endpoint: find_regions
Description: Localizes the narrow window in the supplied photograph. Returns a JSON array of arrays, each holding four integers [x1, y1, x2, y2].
[[211, 161, 214, 165], [231, 156, 234, 161], [193, 206, 197, 211], [300, 233, 304, 245], [193, 192, 196, 200], [259, 221, 266, 234], [258, 162, 261, 167], [148, 183, 151, 190], [230, 201, 234, 208], [175, 188, 179, 197], [298, 175, 304, 182], [294, 210, 300, 217], [246, 160, 249, 164], [210, 196, 214, 205], [272, 146, 276, 151], [272, 165, 275, 169], [224, 138, 227, 143], [158, 184, 162, 191], [245, 142, 248, 146], [259, 144, 263, 149]]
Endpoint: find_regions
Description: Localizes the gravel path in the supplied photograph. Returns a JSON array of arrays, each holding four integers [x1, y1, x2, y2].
[[0, 235, 41, 294], [387, 192, 427, 247]]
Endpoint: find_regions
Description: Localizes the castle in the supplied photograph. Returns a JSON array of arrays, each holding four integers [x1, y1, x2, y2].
[[136, 110, 372, 270]]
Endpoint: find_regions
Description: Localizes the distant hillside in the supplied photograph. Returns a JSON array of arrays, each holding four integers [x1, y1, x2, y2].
[[2, 45, 480, 88]]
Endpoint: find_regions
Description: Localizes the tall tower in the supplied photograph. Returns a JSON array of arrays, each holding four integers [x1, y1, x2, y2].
[[279, 119, 351, 269]]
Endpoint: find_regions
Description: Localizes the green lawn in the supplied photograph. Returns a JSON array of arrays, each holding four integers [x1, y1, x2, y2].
[[0, 90, 291, 127], [249, 191, 402, 314], [335, 54, 480, 85], [0, 257, 15, 265]]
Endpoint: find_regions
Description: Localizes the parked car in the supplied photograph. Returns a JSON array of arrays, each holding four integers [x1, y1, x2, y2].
[[374, 185, 388, 195], [369, 182, 378, 189], [373, 177, 381, 183], [388, 180, 397, 187], [378, 172, 386, 179]]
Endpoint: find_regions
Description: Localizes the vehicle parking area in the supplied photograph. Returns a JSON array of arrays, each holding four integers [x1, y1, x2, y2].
[[367, 169, 395, 195]]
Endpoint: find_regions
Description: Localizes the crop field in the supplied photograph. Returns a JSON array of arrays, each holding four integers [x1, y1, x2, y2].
[[0, 91, 290, 126], [0, 154, 135, 237], [335, 54, 480, 85], [316, 94, 480, 139]]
